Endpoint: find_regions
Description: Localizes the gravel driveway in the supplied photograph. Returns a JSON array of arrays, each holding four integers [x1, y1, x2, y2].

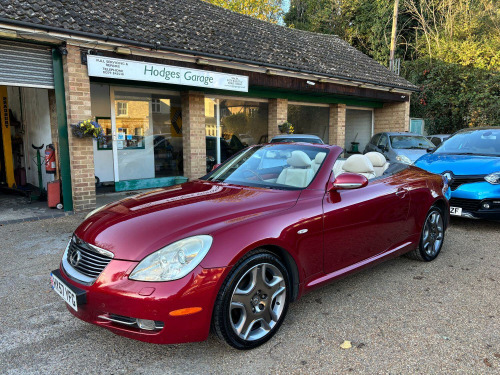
[[0, 215, 498, 374]]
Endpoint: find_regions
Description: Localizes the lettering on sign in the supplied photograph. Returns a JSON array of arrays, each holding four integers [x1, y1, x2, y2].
[[87, 56, 249, 92], [2, 96, 9, 129]]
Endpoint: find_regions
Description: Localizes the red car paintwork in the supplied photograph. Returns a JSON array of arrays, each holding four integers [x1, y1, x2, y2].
[[58, 144, 449, 344]]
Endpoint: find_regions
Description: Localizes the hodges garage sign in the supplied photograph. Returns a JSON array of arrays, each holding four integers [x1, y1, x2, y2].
[[87, 55, 248, 92]]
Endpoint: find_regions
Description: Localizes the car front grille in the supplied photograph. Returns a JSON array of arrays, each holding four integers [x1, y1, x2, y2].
[[450, 176, 485, 191], [449, 198, 481, 212], [66, 237, 113, 279]]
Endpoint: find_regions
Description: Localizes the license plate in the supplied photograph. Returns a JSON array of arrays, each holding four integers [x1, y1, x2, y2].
[[450, 206, 462, 216], [51, 272, 78, 311]]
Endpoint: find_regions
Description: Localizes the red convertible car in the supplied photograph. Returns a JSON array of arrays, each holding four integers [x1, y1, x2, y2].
[[51, 143, 449, 349]]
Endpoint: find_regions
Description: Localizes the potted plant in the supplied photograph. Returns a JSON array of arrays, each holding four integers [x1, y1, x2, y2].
[[278, 121, 295, 134]]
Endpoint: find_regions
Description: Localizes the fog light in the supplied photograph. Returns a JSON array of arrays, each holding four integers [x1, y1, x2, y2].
[[482, 202, 490, 210], [136, 319, 156, 330]]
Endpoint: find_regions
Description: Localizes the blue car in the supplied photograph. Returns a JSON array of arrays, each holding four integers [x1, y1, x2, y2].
[[415, 127, 500, 220]]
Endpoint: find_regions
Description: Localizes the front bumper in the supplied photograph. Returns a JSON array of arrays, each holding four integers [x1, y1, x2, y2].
[[56, 259, 228, 344], [449, 181, 500, 220]]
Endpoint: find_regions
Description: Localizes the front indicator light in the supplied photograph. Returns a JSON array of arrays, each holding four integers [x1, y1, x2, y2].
[[485, 172, 500, 184], [129, 235, 213, 281], [169, 307, 203, 317]]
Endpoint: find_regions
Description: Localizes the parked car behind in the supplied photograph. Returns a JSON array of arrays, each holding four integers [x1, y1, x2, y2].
[[51, 143, 449, 350], [428, 134, 450, 147], [415, 127, 500, 220], [270, 134, 324, 144], [364, 132, 435, 164]]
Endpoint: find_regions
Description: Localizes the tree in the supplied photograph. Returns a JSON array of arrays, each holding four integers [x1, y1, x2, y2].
[[204, 0, 284, 23]]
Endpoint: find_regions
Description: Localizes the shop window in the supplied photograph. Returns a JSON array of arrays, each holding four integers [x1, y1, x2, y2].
[[205, 97, 268, 172], [96, 117, 112, 150], [117, 102, 128, 116], [112, 91, 183, 181], [287, 104, 329, 143]]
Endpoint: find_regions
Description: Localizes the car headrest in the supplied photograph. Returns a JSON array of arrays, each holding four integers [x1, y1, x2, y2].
[[343, 154, 375, 174], [287, 150, 312, 168], [365, 152, 387, 167], [314, 152, 326, 164]]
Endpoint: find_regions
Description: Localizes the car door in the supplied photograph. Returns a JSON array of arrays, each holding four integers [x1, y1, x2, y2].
[[322, 175, 411, 274]]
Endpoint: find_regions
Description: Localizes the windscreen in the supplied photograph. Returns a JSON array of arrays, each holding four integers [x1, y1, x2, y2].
[[434, 129, 500, 156], [390, 135, 435, 150], [203, 144, 329, 190]]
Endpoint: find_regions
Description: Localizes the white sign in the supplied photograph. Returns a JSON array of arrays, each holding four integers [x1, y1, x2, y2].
[[87, 55, 249, 92]]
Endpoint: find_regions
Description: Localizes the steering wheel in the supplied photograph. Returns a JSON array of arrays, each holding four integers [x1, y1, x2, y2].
[[242, 169, 264, 181]]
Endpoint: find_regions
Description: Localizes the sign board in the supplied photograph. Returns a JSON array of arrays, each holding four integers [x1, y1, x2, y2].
[[87, 55, 249, 92]]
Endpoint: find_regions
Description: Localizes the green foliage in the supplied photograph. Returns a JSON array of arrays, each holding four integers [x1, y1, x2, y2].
[[285, 0, 499, 133], [204, 0, 283, 23], [403, 59, 499, 133]]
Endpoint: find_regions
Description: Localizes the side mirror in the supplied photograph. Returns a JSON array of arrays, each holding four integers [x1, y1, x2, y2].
[[328, 173, 369, 191], [426, 147, 435, 153], [211, 163, 221, 171]]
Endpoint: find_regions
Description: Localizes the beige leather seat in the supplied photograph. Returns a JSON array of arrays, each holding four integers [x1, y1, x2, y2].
[[333, 159, 346, 177], [341, 154, 376, 179], [276, 150, 314, 188], [365, 152, 389, 177], [311, 152, 326, 173]]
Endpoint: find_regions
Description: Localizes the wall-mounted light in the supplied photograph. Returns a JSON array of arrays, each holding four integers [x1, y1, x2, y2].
[[306, 80, 316, 86], [0, 29, 18, 38], [58, 43, 68, 56], [114, 47, 131, 55], [266, 69, 277, 76], [196, 58, 209, 66]]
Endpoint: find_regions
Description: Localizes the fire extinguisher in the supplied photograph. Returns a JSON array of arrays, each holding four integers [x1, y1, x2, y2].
[[45, 144, 56, 174]]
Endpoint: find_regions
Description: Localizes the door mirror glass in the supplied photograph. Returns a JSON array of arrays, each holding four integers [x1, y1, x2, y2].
[[328, 173, 369, 191]]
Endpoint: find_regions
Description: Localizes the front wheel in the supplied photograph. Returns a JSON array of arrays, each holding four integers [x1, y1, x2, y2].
[[213, 250, 290, 350], [406, 206, 445, 261]]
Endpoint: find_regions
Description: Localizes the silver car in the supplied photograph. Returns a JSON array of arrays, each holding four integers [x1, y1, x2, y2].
[[364, 132, 436, 164]]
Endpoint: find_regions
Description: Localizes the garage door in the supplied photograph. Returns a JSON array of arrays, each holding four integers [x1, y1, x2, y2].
[[345, 109, 372, 153], [0, 40, 54, 88]]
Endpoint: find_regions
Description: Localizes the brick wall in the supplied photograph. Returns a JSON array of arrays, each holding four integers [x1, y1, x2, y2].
[[181, 91, 206, 179], [268, 98, 288, 140], [63, 44, 96, 211], [374, 101, 410, 134], [328, 103, 346, 148]]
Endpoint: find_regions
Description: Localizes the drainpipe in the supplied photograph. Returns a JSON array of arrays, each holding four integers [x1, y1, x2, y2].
[[51, 48, 73, 211]]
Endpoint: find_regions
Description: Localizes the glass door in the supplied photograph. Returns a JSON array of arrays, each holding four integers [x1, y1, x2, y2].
[[110, 88, 183, 184]]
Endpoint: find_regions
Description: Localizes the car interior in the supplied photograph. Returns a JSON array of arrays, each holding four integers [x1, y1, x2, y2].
[[269, 151, 392, 188]]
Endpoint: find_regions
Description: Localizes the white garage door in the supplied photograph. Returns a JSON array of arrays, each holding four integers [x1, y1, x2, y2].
[[0, 40, 54, 89], [345, 109, 372, 153]]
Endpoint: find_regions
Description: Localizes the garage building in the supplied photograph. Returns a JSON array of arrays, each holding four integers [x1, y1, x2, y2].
[[0, 0, 417, 211]]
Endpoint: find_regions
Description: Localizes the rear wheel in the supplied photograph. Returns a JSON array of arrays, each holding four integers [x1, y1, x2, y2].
[[213, 250, 290, 350], [406, 206, 445, 261]]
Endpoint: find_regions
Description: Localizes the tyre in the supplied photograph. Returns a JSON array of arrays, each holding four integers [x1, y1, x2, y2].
[[406, 206, 445, 261], [213, 250, 290, 350]]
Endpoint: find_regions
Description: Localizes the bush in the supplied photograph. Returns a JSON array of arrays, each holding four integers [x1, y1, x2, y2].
[[403, 59, 499, 134]]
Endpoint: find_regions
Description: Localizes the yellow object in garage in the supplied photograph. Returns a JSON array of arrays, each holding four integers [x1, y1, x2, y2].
[[0, 86, 15, 188]]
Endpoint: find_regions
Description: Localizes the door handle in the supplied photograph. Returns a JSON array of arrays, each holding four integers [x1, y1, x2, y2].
[[395, 187, 408, 198]]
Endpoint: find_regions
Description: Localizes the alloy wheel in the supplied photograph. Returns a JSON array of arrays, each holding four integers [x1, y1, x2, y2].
[[229, 263, 286, 341], [422, 210, 444, 257]]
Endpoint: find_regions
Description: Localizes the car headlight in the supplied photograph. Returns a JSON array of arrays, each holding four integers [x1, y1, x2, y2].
[[485, 172, 500, 184], [396, 155, 412, 164], [129, 235, 213, 281], [85, 205, 106, 220]]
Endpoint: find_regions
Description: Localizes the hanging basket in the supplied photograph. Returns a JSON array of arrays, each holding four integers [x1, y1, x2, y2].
[[71, 119, 105, 142]]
